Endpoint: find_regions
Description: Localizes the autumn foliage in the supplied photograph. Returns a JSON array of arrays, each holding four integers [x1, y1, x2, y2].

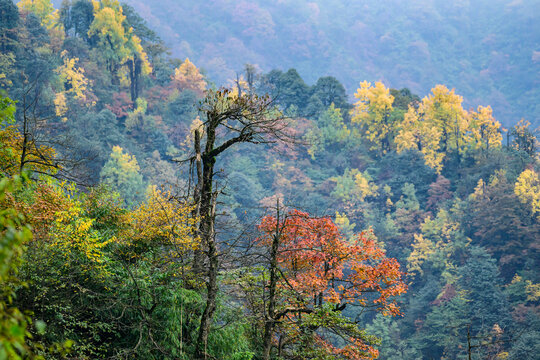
[[257, 209, 407, 359]]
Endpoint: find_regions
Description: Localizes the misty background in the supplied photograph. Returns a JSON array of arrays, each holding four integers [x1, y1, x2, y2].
[[88, 0, 540, 127]]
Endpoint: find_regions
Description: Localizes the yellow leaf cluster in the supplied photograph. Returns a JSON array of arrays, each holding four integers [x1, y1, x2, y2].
[[89, 0, 151, 75], [354, 171, 379, 201], [407, 234, 435, 276], [227, 75, 249, 99], [0, 126, 57, 176], [351, 81, 394, 152], [17, 0, 60, 30], [181, 116, 204, 149], [50, 202, 113, 274], [56, 51, 91, 101], [470, 178, 486, 200], [514, 168, 540, 217], [124, 97, 147, 131], [525, 280, 540, 302], [468, 105, 502, 151], [53, 92, 67, 120], [407, 210, 471, 279], [111, 145, 140, 173], [509, 275, 540, 302], [0, 125, 21, 176], [331, 168, 379, 204], [396, 85, 502, 173], [123, 187, 198, 255], [53, 51, 95, 119], [130, 34, 151, 75], [173, 58, 206, 95]]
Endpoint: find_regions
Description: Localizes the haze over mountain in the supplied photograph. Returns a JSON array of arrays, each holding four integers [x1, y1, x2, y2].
[[3, 0, 539, 358], [113, 0, 540, 127]]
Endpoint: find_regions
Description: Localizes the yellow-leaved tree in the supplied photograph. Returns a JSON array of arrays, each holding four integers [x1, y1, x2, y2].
[[50, 192, 113, 274], [468, 105, 502, 153], [396, 85, 471, 173], [514, 168, 540, 218], [54, 50, 95, 120], [17, 0, 60, 29], [228, 74, 248, 98], [124, 187, 198, 254], [331, 168, 379, 203], [172, 58, 206, 96], [121, 187, 199, 285], [351, 81, 395, 154], [17, 0, 65, 50], [88, 0, 151, 100]]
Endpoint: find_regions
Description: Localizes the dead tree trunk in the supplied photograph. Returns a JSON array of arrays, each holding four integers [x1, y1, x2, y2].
[[263, 199, 282, 360], [191, 89, 290, 359]]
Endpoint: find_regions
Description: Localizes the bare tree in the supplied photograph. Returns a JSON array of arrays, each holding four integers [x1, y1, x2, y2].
[[186, 88, 292, 359]]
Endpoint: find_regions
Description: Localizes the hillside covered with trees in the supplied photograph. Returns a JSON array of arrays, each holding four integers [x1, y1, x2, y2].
[[109, 0, 540, 127], [0, 0, 539, 359]]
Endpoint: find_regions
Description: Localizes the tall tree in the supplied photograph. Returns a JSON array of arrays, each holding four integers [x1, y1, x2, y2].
[[306, 76, 348, 117], [17, 0, 59, 30], [468, 105, 502, 153], [60, 0, 94, 41], [509, 119, 538, 156], [0, 0, 19, 54], [87, 0, 150, 99], [351, 81, 395, 154], [191, 88, 289, 359], [514, 168, 540, 219]]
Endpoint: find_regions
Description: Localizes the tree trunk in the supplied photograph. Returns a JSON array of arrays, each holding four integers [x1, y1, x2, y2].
[[195, 189, 218, 359], [263, 200, 281, 360], [195, 125, 219, 359], [192, 129, 204, 275], [127, 57, 141, 103]]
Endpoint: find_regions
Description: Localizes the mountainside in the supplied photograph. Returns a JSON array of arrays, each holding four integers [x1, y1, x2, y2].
[[114, 0, 540, 127], [2, 0, 539, 359]]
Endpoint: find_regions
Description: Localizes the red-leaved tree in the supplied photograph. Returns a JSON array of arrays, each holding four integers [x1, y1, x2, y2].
[[256, 208, 407, 359]]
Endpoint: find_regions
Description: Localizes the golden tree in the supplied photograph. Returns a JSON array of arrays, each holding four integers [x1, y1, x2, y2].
[[396, 85, 470, 172], [351, 81, 395, 153], [172, 58, 206, 96]]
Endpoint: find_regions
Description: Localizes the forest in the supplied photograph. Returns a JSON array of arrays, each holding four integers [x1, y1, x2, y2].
[[115, 0, 540, 128], [0, 0, 539, 359]]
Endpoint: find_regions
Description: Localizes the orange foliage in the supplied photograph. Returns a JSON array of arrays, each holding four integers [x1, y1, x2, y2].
[[258, 210, 406, 312], [257, 209, 407, 358]]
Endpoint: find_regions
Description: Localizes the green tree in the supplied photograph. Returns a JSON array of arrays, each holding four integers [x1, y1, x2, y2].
[[60, 0, 94, 41], [259, 68, 310, 114], [0, 0, 19, 89], [100, 145, 146, 206], [366, 313, 422, 359], [304, 104, 350, 159], [0, 175, 33, 359], [458, 246, 511, 332], [468, 171, 539, 277], [306, 76, 348, 117]]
